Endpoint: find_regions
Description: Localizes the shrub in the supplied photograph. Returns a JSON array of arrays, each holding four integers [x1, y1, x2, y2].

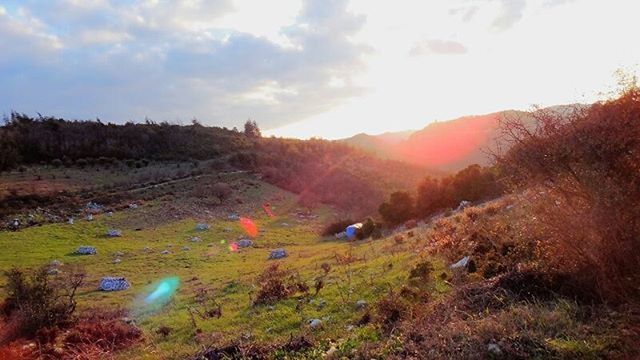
[[374, 291, 409, 333], [211, 182, 233, 201], [359, 217, 378, 240], [321, 219, 355, 236], [75, 158, 88, 168], [253, 264, 307, 305], [1, 265, 86, 340], [379, 191, 415, 226], [497, 84, 640, 302]]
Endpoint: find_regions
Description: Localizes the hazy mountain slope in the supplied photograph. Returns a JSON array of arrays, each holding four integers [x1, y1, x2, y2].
[[341, 107, 582, 172]]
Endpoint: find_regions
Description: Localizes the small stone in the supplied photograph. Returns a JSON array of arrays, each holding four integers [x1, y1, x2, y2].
[[308, 319, 322, 329], [487, 343, 502, 356], [76, 246, 97, 255], [195, 223, 209, 231], [182, 246, 190, 251], [106, 229, 122, 237], [113, 258, 122, 264], [237, 239, 253, 248], [268, 248, 287, 260], [99, 277, 130, 291], [161, 250, 170, 255], [356, 300, 367, 310], [190, 236, 202, 242], [50, 260, 63, 267]]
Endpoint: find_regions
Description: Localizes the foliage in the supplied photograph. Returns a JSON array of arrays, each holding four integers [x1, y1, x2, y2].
[[243, 120, 262, 138], [379, 191, 415, 226], [497, 83, 640, 302], [1, 265, 85, 340], [253, 264, 308, 305]]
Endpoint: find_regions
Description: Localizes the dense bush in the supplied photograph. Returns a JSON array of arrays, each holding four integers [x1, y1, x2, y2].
[[1, 266, 86, 340], [497, 83, 640, 302], [378, 191, 415, 226], [321, 219, 355, 236]]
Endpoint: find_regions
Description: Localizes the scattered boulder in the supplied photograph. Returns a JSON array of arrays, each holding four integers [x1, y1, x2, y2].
[[195, 223, 210, 231], [67, 217, 74, 225], [190, 236, 202, 242], [113, 258, 122, 264], [455, 200, 472, 212], [47, 268, 61, 275], [85, 202, 104, 214], [76, 246, 97, 255], [106, 211, 113, 217], [182, 246, 191, 251], [268, 248, 287, 260], [86, 214, 93, 221], [50, 259, 63, 267], [161, 250, 170, 255], [106, 229, 122, 237], [487, 343, 502, 356], [308, 319, 322, 330], [99, 277, 130, 291], [356, 300, 367, 310], [129, 203, 138, 209], [237, 239, 253, 248], [114, 251, 125, 257], [9, 219, 20, 230], [449, 256, 470, 270], [228, 213, 240, 221]]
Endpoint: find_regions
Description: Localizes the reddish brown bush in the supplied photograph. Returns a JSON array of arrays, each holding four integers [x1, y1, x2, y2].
[[253, 264, 308, 305], [1, 265, 85, 341], [497, 83, 640, 302]]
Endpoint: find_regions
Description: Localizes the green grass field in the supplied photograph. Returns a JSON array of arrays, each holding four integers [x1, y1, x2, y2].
[[0, 181, 448, 359]]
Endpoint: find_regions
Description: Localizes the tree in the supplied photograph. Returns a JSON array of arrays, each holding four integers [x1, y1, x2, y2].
[[415, 176, 449, 217], [244, 119, 261, 138], [379, 191, 415, 226]]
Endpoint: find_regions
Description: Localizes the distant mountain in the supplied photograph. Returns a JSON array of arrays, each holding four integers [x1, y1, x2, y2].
[[341, 106, 582, 172], [343, 130, 415, 159]]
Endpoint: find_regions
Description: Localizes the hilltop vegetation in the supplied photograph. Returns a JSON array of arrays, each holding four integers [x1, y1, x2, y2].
[[0, 116, 429, 218]]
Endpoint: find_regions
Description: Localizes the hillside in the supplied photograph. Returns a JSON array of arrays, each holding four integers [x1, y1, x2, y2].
[[0, 115, 430, 219], [341, 106, 582, 172]]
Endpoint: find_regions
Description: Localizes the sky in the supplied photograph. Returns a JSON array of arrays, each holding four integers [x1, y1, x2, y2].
[[1, 0, 638, 139]]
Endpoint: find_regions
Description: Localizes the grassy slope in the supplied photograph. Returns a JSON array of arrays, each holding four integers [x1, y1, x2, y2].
[[0, 177, 448, 359]]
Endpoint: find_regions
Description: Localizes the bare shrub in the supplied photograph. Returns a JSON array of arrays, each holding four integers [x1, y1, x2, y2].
[[496, 83, 640, 302], [210, 182, 233, 201], [253, 264, 308, 305], [1, 265, 85, 341]]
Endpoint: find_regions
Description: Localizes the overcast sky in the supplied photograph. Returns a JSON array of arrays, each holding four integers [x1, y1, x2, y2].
[[1, 0, 638, 139]]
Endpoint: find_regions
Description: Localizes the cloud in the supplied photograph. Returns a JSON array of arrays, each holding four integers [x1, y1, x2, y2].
[[0, 0, 368, 130], [410, 39, 468, 56], [449, 5, 478, 22], [491, 0, 527, 31]]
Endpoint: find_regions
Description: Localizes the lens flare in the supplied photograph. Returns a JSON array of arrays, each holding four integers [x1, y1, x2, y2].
[[220, 239, 226, 244], [144, 277, 179, 305], [228, 242, 239, 252], [132, 276, 180, 318], [239, 217, 258, 237]]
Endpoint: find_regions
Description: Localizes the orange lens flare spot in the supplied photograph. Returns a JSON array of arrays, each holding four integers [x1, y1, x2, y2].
[[228, 242, 238, 252], [239, 217, 258, 237]]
